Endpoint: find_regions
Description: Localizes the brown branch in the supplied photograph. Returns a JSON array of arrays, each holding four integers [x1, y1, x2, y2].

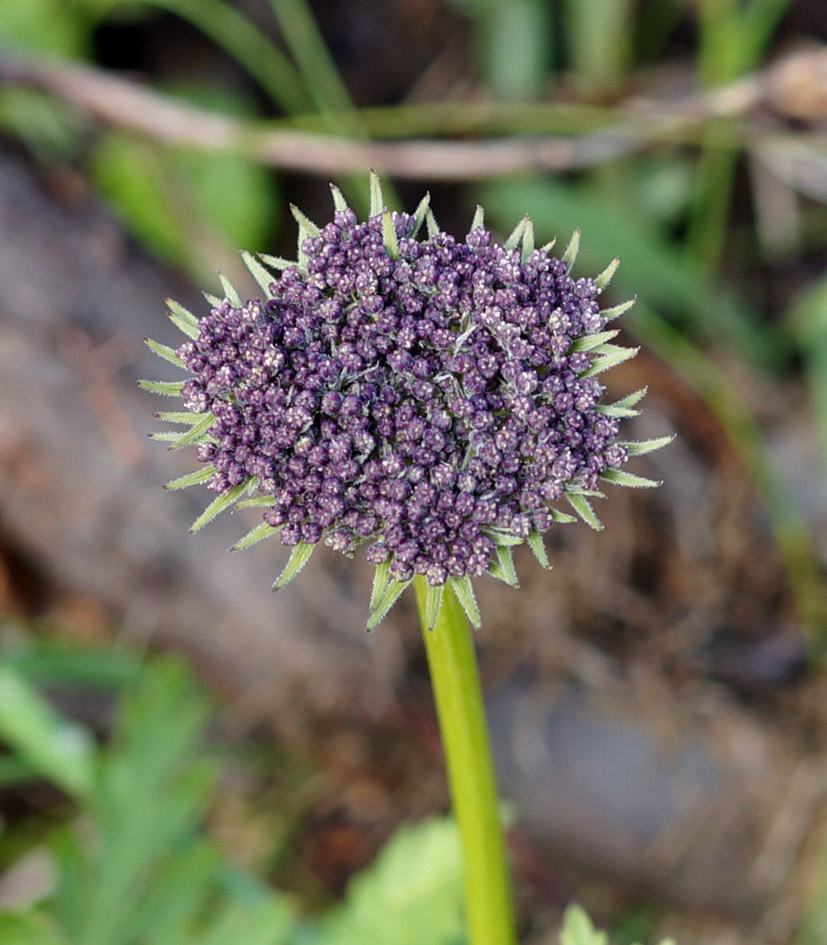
[[1, 45, 826, 180]]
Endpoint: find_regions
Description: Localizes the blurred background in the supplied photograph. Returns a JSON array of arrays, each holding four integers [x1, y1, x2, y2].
[[2, 1, 827, 943]]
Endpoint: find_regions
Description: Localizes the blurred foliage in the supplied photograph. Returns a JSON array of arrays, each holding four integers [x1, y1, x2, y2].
[[0, 646, 686, 944], [0, 650, 465, 945]]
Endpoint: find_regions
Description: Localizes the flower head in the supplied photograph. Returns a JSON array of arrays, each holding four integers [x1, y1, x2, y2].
[[143, 174, 669, 628]]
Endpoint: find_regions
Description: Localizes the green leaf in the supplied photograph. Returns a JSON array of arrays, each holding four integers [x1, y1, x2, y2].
[[549, 507, 577, 524], [527, 530, 550, 568], [470, 204, 485, 231], [559, 904, 608, 945], [504, 215, 528, 251], [483, 527, 523, 547], [594, 256, 620, 291], [145, 337, 185, 369], [199, 896, 294, 945], [241, 251, 275, 296], [272, 541, 315, 590], [218, 273, 241, 307], [520, 216, 535, 261], [0, 912, 67, 945], [321, 817, 463, 945], [425, 208, 439, 238], [565, 493, 604, 531], [330, 183, 349, 212], [623, 435, 675, 456], [167, 298, 201, 340], [0, 663, 95, 800], [231, 521, 278, 552], [258, 254, 296, 270], [382, 209, 399, 260], [138, 379, 185, 397], [601, 468, 661, 488], [190, 484, 246, 533], [164, 465, 216, 491], [367, 577, 410, 630], [601, 296, 636, 320], [156, 411, 207, 425], [369, 169, 385, 217], [489, 546, 519, 587], [580, 345, 639, 379], [448, 576, 481, 628], [561, 228, 581, 269], [369, 560, 391, 615], [569, 329, 620, 353], [169, 412, 216, 451], [411, 192, 431, 237], [423, 584, 444, 631], [91, 133, 186, 264], [236, 496, 278, 509]]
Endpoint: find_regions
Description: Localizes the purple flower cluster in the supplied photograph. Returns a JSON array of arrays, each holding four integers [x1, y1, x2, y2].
[[173, 206, 629, 586]]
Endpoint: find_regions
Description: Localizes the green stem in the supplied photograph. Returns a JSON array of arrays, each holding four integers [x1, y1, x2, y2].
[[414, 577, 517, 945]]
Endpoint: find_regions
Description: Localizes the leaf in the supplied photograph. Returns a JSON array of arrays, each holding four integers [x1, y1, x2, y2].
[[321, 817, 463, 945], [617, 386, 649, 408], [422, 584, 444, 631], [580, 345, 639, 379], [569, 329, 620, 353], [91, 133, 186, 264], [0, 912, 67, 945], [241, 250, 276, 296], [330, 183, 349, 212], [272, 541, 315, 590], [236, 496, 278, 510], [0, 664, 95, 800], [289, 205, 321, 238], [448, 576, 481, 628], [601, 296, 636, 320], [489, 546, 519, 587], [168, 412, 216, 452], [561, 228, 581, 269], [549, 507, 577, 524], [623, 435, 675, 456], [504, 215, 528, 251], [145, 337, 185, 369], [167, 298, 201, 339], [520, 216, 535, 261], [138, 379, 185, 397], [382, 209, 399, 259], [258, 254, 296, 270], [369, 169, 385, 217], [411, 192, 431, 237], [164, 465, 216, 491], [190, 484, 247, 533], [231, 521, 278, 552], [483, 527, 524, 547], [527, 530, 550, 569], [565, 493, 604, 531], [601, 468, 661, 488], [156, 411, 206, 425], [367, 577, 410, 631], [470, 204, 485, 231], [218, 273, 241, 307], [559, 904, 608, 945], [425, 208, 439, 238], [369, 560, 391, 614], [594, 256, 620, 291]]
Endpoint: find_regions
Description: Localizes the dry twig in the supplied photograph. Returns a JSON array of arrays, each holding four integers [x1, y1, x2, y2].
[[1, 45, 827, 179]]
